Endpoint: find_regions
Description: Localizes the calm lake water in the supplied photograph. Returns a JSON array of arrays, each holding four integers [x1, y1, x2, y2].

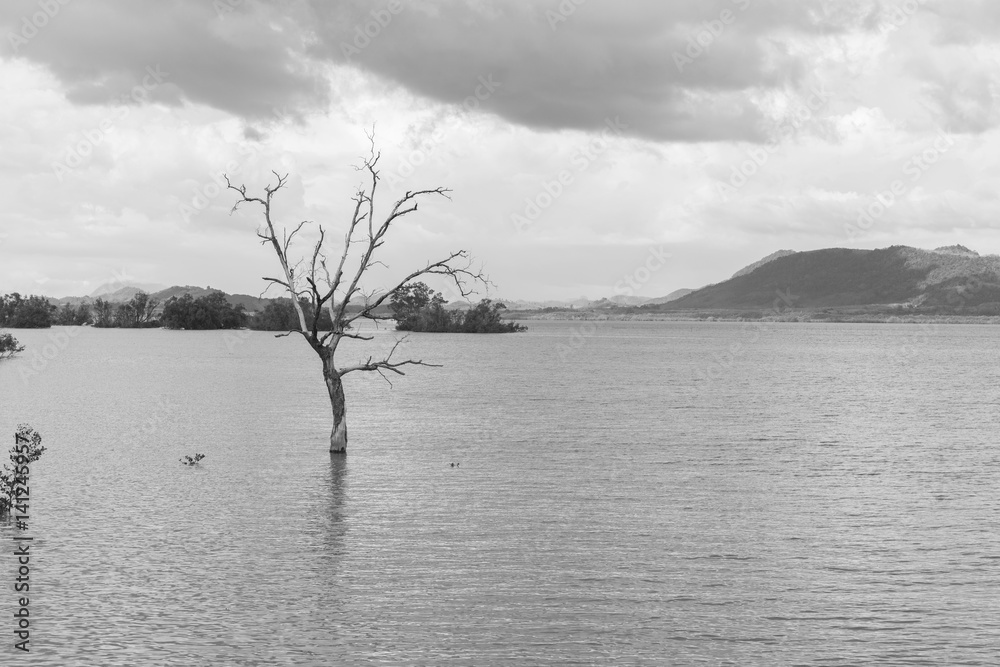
[[1, 321, 998, 665]]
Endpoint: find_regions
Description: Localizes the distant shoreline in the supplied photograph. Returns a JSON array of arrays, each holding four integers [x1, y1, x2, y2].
[[506, 311, 1000, 324]]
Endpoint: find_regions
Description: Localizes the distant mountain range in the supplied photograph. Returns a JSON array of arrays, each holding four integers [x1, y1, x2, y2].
[[643, 288, 696, 305], [50, 285, 278, 312], [89, 281, 167, 298], [44, 283, 699, 314], [487, 289, 695, 311], [37, 244, 997, 316], [656, 245, 1000, 312]]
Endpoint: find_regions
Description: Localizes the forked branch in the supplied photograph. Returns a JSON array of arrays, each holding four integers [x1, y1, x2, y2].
[[338, 337, 442, 379], [225, 138, 488, 356], [346, 251, 487, 324], [225, 171, 310, 336]]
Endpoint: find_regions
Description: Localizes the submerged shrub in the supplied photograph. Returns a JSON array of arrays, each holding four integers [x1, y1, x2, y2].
[[0, 425, 45, 516], [0, 332, 25, 359], [180, 453, 206, 466]]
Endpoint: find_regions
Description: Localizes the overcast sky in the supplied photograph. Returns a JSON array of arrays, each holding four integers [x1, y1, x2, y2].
[[2, 0, 999, 300]]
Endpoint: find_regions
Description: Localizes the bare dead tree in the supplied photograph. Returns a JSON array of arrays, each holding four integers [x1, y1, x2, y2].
[[225, 138, 486, 452]]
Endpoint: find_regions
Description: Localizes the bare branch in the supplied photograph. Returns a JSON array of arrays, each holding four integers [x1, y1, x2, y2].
[[334, 185, 454, 324], [346, 250, 487, 325], [339, 330, 375, 341], [339, 336, 442, 376], [375, 367, 394, 387], [285, 220, 309, 257], [226, 172, 309, 335], [262, 276, 291, 289]]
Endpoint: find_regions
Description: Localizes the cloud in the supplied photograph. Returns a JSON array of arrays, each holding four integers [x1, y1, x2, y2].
[[924, 68, 1000, 134], [879, 3, 1000, 135], [307, 0, 880, 142], [3, 0, 882, 142], [0, 0, 327, 120], [6, 1, 1000, 300], [924, 0, 1000, 44]]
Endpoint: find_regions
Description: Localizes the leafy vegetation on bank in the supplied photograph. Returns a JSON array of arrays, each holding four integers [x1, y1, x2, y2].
[[4, 289, 379, 332], [0, 332, 25, 359], [92, 292, 162, 328], [161, 292, 247, 330], [54, 302, 92, 325], [1, 291, 164, 329], [246, 298, 334, 332], [389, 282, 526, 333], [0, 294, 55, 328]]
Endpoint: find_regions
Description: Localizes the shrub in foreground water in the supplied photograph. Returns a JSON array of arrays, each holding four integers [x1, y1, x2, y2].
[[0, 425, 45, 516], [0, 332, 25, 359]]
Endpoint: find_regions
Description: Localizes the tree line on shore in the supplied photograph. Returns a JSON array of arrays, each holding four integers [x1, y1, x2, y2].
[[389, 282, 526, 333], [0, 290, 246, 331], [0, 285, 525, 335]]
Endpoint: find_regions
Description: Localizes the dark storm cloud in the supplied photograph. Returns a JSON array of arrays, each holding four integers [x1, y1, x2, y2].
[[0, 0, 327, 120], [3, 0, 882, 140], [303, 0, 879, 142]]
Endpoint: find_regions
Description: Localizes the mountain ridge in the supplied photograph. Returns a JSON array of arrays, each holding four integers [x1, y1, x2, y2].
[[656, 245, 1000, 313], [49, 286, 276, 312], [32, 244, 1000, 316], [731, 249, 797, 279]]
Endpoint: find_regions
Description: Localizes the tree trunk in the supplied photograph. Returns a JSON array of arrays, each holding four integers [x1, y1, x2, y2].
[[322, 352, 348, 453]]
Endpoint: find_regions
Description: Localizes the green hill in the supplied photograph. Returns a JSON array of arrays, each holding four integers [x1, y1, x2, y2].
[[149, 286, 273, 313], [655, 245, 1000, 314]]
